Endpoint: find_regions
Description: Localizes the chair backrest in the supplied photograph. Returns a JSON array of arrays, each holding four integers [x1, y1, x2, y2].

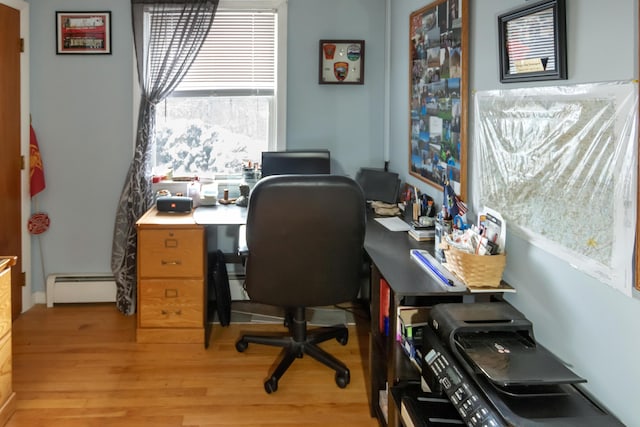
[[244, 174, 366, 308]]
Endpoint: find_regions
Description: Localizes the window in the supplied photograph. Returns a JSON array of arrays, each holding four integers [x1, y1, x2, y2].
[[153, 0, 287, 178]]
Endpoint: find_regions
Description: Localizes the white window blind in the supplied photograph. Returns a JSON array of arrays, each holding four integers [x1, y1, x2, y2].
[[176, 10, 276, 94]]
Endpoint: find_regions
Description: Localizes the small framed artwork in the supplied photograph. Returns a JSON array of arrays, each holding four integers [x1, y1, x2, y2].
[[498, 0, 566, 83], [318, 40, 365, 85], [56, 11, 112, 55]]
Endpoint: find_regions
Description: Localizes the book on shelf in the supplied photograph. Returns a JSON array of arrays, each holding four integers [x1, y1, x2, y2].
[[408, 227, 435, 241], [379, 278, 391, 336]]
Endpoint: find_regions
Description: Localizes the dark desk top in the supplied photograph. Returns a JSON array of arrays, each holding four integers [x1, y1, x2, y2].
[[364, 214, 466, 297]]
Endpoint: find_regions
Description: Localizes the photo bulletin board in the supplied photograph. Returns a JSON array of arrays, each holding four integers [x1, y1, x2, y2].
[[409, 0, 468, 200]]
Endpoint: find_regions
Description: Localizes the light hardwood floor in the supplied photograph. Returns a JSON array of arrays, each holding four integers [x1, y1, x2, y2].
[[8, 303, 379, 427]]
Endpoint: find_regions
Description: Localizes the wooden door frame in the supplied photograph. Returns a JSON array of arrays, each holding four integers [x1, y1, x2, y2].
[[1, 0, 31, 313]]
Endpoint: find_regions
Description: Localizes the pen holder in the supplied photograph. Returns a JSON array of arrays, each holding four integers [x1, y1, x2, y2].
[[442, 244, 506, 288]]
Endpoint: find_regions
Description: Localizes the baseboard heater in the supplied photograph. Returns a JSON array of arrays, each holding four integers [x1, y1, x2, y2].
[[46, 274, 117, 307]]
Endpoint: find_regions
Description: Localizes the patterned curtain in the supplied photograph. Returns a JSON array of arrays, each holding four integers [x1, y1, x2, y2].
[[111, 0, 218, 315]]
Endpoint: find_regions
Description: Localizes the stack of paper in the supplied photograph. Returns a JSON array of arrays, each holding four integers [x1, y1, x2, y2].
[[408, 227, 435, 241]]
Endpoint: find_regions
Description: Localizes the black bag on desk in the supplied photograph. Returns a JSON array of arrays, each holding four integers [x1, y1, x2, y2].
[[207, 250, 231, 326], [355, 168, 400, 204]]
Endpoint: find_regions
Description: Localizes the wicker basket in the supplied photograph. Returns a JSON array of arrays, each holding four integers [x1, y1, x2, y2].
[[442, 244, 506, 288]]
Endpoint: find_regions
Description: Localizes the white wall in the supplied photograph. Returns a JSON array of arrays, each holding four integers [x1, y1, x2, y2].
[[389, 1, 639, 426]]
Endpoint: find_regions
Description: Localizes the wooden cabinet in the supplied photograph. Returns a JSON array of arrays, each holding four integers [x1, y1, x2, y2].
[[0, 257, 16, 426], [136, 209, 206, 344]]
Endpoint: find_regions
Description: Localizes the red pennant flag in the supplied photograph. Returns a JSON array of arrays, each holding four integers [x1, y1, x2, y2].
[[30, 124, 46, 198]]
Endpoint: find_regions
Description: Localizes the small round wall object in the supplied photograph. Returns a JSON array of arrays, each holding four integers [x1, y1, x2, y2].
[[28, 212, 50, 235]]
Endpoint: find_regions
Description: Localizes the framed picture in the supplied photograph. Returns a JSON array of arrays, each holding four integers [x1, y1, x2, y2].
[[56, 11, 111, 55], [318, 40, 365, 85], [409, 0, 468, 200], [498, 0, 566, 83]]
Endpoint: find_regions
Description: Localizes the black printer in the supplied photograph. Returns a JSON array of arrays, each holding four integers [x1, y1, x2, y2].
[[419, 302, 624, 427]]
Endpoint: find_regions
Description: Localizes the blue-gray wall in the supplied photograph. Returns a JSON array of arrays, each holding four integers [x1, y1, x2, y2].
[[286, 0, 386, 175], [390, 2, 639, 426], [27, 0, 639, 425], [28, 0, 133, 288]]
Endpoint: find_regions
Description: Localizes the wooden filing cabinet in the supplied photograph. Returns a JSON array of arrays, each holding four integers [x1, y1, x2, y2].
[[136, 208, 206, 344], [0, 257, 16, 426]]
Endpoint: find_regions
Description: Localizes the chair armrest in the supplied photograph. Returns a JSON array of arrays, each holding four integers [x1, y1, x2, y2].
[[238, 224, 248, 256]]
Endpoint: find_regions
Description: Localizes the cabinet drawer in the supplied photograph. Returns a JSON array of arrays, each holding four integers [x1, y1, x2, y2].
[[0, 332, 11, 405], [138, 228, 203, 278], [0, 270, 10, 338], [138, 279, 203, 328]]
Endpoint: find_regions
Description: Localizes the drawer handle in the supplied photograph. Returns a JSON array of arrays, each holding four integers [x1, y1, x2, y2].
[[161, 309, 182, 316], [165, 238, 178, 248], [161, 260, 182, 266], [165, 289, 178, 298]]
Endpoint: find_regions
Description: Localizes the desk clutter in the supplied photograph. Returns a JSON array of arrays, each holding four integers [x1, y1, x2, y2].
[[369, 176, 509, 290], [389, 181, 510, 290], [407, 216, 435, 241], [370, 200, 402, 216], [437, 208, 507, 289], [153, 178, 252, 210]]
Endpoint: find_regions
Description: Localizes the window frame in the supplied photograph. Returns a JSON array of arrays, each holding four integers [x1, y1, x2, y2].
[[134, 0, 287, 177]]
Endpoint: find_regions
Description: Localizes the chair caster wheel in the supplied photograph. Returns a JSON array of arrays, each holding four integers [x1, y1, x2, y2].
[[335, 371, 350, 388], [337, 332, 348, 345], [235, 339, 248, 352], [264, 376, 278, 393]]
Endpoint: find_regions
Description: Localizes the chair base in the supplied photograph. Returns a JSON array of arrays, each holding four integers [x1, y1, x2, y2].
[[235, 307, 351, 393]]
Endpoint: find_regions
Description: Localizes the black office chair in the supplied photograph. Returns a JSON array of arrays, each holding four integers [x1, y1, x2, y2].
[[235, 174, 367, 393]]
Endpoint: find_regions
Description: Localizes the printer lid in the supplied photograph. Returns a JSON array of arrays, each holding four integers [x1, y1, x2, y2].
[[430, 302, 585, 388], [455, 330, 586, 387]]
